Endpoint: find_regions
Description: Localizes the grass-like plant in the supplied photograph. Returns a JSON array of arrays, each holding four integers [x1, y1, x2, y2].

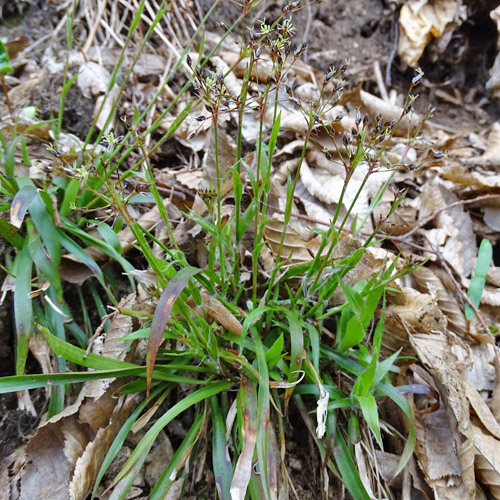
[[0, 1, 429, 498]]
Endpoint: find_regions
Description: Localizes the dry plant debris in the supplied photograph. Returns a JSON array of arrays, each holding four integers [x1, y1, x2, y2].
[[0, 1, 499, 500]]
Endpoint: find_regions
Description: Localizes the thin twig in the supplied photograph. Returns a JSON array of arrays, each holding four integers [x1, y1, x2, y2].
[[84, 310, 117, 358], [401, 193, 500, 238], [373, 60, 389, 102]]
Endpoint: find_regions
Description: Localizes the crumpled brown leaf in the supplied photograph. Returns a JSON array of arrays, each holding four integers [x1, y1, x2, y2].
[[1, 294, 142, 500], [398, 0, 466, 67], [410, 332, 476, 499], [418, 178, 477, 277]]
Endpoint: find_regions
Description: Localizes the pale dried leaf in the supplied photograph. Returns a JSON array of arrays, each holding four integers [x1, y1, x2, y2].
[[484, 207, 500, 232], [300, 154, 392, 225], [230, 378, 258, 500], [481, 122, 500, 161], [69, 393, 141, 500], [462, 343, 497, 394], [200, 289, 242, 336], [418, 179, 477, 277], [77, 62, 108, 99], [465, 379, 500, 440], [412, 266, 467, 337], [398, 0, 465, 67], [29, 333, 53, 376], [354, 443, 376, 499], [441, 165, 500, 190], [200, 128, 237, 199], [263, 218, 314, 265], [473, 423, 500, 500], [410, 332, 476, 498]]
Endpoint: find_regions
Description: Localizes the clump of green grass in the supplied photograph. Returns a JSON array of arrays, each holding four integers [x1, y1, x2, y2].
[[0, 2, 430, 498]]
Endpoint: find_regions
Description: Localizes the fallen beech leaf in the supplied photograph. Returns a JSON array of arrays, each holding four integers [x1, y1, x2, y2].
[[465, 379, 500, 440], [147, 266, 201, 397], [263, 218, 314, 265], [410, 332, 476, 498], [383, 287, 447, 354], [398, 0, 465, 67], [200, 289, 242, 336], [441, 165, 500, 190], [481, 122, 500, 159], [419, 179, 477, 277], [412, 266, 467, 337], [473, 423, 500, 500]]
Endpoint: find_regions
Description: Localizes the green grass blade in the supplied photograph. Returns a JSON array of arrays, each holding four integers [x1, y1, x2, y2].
[[149, 410, 205, 500], [465, 238, 493, 320], [114, 381, 232, 484], [0, 368, 145, 393], [91, 384, 170, 499], [334, 429, 371, 500], [210, 396, 233, 499], [14, 242, 33, 376]]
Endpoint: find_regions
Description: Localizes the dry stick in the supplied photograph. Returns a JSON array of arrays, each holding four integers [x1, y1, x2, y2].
[[82, 0, 107, 55], [84, 310, 118, 358], [401, 193, 500, 239], [302, 2, 313, 64], [373, 60, 389, 103], [432, 245, 493, 338]]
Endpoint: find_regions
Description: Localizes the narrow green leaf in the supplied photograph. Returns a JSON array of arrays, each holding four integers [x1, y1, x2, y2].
[[115, 381, 232, 483], [334, 429, 371, 500], [0, 368, 143, 393], [0, 215, 25, 248], [0, 41, 13, 74], [14, 243, 33, 376], [356, 393, 382, 447], [29, 192, 61, 266], [149, 411, 204, 500], [211, 396, 233, 500], [465, 238, 493, 320], [10, 184, 37, 228]]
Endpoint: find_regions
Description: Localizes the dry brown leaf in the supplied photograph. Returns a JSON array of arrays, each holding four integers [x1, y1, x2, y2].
[[230, 377, 258, 500], [77, 61, 119, 132], [199, 127, 237, 201], [484, 207, 500, 231], [300, 153, 392, 227], [4, 295, 142, 499], [29, 334, 53, 378], [263, 218, 315, 265], [410, 332, 476, 499], [481, 122, 500, 161], [199, 289, 242, 336], [383, 287, 447, 354], [441, 164, 500, 190], [341, 87, 421, 134], [465, 379, 500, 441], [418, 179, 477, 277], [473, 422, 500, 500], [398, 0, 465, 67], [68, 393, 140, 500], [412, 266, 467, 337]]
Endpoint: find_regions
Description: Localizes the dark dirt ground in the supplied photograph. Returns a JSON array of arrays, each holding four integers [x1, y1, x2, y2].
[[1, 0, 500, 498]]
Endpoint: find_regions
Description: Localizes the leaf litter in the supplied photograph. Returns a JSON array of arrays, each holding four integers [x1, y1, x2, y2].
[[0, 1, 500, 499]]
